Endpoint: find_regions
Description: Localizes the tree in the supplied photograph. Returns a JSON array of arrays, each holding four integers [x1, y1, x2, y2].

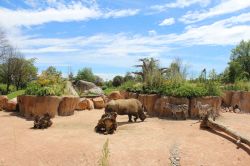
[[94, 75, 104, 86], [0, 47, 19, 93], [123, 72, 134, 82], [112, 76, 123, 87], [225, 40, 250, 82], [76, 68, 96, 82], [133, 58, 166, 88], [0, 28, 9, 61], [12, 58, 37, 90], [165, 58, 187, 83]]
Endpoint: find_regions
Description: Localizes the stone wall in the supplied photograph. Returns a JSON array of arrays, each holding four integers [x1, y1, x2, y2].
[[222, 91, 250, 113], [123, 91, 223, 119], [18, 95, 62, 118]]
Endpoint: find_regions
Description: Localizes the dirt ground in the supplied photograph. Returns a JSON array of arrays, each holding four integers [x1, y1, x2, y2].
[[0, 110, 249, 166]]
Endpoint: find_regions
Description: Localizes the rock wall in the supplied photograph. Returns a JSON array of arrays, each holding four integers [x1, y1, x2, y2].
[[124, 91, 223, 119], [222, 91, 250, 113], [18, 96, 62, 118]]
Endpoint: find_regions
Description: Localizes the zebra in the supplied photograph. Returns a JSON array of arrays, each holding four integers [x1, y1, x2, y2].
[[165, 103, 189, 120], [196, 102, 216, 121]]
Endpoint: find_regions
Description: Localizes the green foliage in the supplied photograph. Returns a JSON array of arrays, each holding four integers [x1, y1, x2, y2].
[[0, 84, 16, 95], [222, 40, 250, 83], [223, 81, 250, 91], [112, 75, 123, 87], [76, 68, 96, 82], [165, 58, 187, 83], [99, 139, 109, 166], [120, 81, 143, 93], [103, 87, 119, 95], [123, 72, 134, 82], [25, 67, 65, 96], [7, 90, 25, 99], [25, 82, 65, 96]]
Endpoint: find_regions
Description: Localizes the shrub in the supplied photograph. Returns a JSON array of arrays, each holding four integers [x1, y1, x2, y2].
[[25, 82, 65, 96], [223, 81, 250, 91], [112, 76, 124, 87], [0, 84, 16, 95], [120, 81, 143, 93]]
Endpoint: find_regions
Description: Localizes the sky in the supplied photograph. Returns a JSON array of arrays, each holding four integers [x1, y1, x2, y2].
[[0, 0, 250, 80]]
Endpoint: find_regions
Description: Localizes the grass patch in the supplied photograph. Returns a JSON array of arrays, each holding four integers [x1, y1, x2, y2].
[[99, 139, 110, 166], [7, 90, 25, 99]]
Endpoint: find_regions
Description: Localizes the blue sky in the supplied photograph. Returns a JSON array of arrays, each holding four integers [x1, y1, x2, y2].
[[0, 0, 250, 80]]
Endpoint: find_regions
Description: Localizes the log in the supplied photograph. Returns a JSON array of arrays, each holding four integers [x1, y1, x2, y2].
[[202, 117, 250, 147]]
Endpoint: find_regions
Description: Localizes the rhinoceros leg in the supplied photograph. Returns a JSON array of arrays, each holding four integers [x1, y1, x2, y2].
[[134, 114, 138, 122], [128, 114, 133, 122]]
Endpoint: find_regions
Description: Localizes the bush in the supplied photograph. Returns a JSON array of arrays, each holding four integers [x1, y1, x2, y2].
[[25, 67, 65, 96], [112, 76, 124, 87], [0, 84, 16, 95], [160, 82, 207, 97], [120, 81, 143, 93], [25, 82, 65, 96], [223, 81, 250, 91]]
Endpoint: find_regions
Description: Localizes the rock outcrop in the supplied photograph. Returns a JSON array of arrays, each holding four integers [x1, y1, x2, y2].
[[74, 80, 104, 95], [58, 96, 80, 116]]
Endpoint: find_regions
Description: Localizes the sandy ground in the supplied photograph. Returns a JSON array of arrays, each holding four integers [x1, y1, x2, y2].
[[0, 110, 249, 166]]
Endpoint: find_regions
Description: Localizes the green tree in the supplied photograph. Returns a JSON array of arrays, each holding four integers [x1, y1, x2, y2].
[[76, 68, 96, 82], [112, 75, 123, 87], [0, 47, 19, 93], [12, 58, 37, 90], [123, 72, 134, 82], [227, 40, 250, 82], [133, 58, 166, 88], [95, 75, 104, 86]]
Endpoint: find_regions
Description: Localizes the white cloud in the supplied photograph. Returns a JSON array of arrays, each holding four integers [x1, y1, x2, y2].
[[151, 0, 210, 12], [148, 30, 157, 36], [0, 3, 139, 28], [175, 12, 250, 45], [159, 18, 175, 26], [180, 0, 250, 23]]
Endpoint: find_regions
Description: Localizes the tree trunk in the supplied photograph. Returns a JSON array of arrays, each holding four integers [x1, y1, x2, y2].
[[202, 117, 250, 147]]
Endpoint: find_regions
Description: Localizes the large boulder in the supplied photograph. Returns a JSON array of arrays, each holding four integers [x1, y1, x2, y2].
[[58, 96, 80, 116], [76, 98, 89, 110], [190, 96, 221, 118], [86, 99, 94, 110], [18, 96, 62, 119], [108, 91, 122, 100], [0, 96, 8, 111], [76, 98, 94, 110], [5, 99, 18, 112], [74, 80, 104, 95], [93, 97, 105, 109]]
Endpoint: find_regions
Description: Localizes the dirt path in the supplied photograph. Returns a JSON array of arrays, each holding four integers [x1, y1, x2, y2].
[[0, 110, 249, 166]]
